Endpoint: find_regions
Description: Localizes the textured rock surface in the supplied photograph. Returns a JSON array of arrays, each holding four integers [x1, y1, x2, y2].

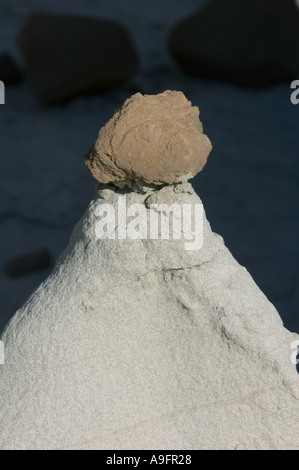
[[84, 91, 212, 186], [17, 12, 138, 105], [0, 183, 298, 450], [169, 0, 299, 87]]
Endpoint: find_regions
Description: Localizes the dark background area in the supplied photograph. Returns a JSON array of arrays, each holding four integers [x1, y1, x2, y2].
[[0, 0, 298, 335]]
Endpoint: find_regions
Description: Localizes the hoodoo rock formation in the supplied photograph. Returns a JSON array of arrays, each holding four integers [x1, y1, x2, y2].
[[0, 91, 298, 450]]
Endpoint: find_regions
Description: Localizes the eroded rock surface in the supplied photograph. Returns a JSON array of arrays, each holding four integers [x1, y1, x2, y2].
[[84, 91, 212, 186], [0, 183, 298, 450]]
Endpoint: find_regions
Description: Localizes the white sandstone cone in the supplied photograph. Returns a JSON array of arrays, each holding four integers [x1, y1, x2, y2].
[[0, 182, 298, 450]]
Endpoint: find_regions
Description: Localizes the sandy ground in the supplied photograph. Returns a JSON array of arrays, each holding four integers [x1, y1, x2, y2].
[[0, 0, 298, 334]]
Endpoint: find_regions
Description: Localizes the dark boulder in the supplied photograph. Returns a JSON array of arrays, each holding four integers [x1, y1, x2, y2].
[[17, 12, 139, 104], [169, 0, 299, 87], [0, 53, 23, 85]]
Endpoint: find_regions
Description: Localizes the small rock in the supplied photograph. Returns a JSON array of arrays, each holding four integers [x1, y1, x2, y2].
[[17, 12, 139, 105], [5, 248, 52, 278], [169, 0, 299, 87], [0, 53, 23, 85], [84, 90, 212, 186]]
